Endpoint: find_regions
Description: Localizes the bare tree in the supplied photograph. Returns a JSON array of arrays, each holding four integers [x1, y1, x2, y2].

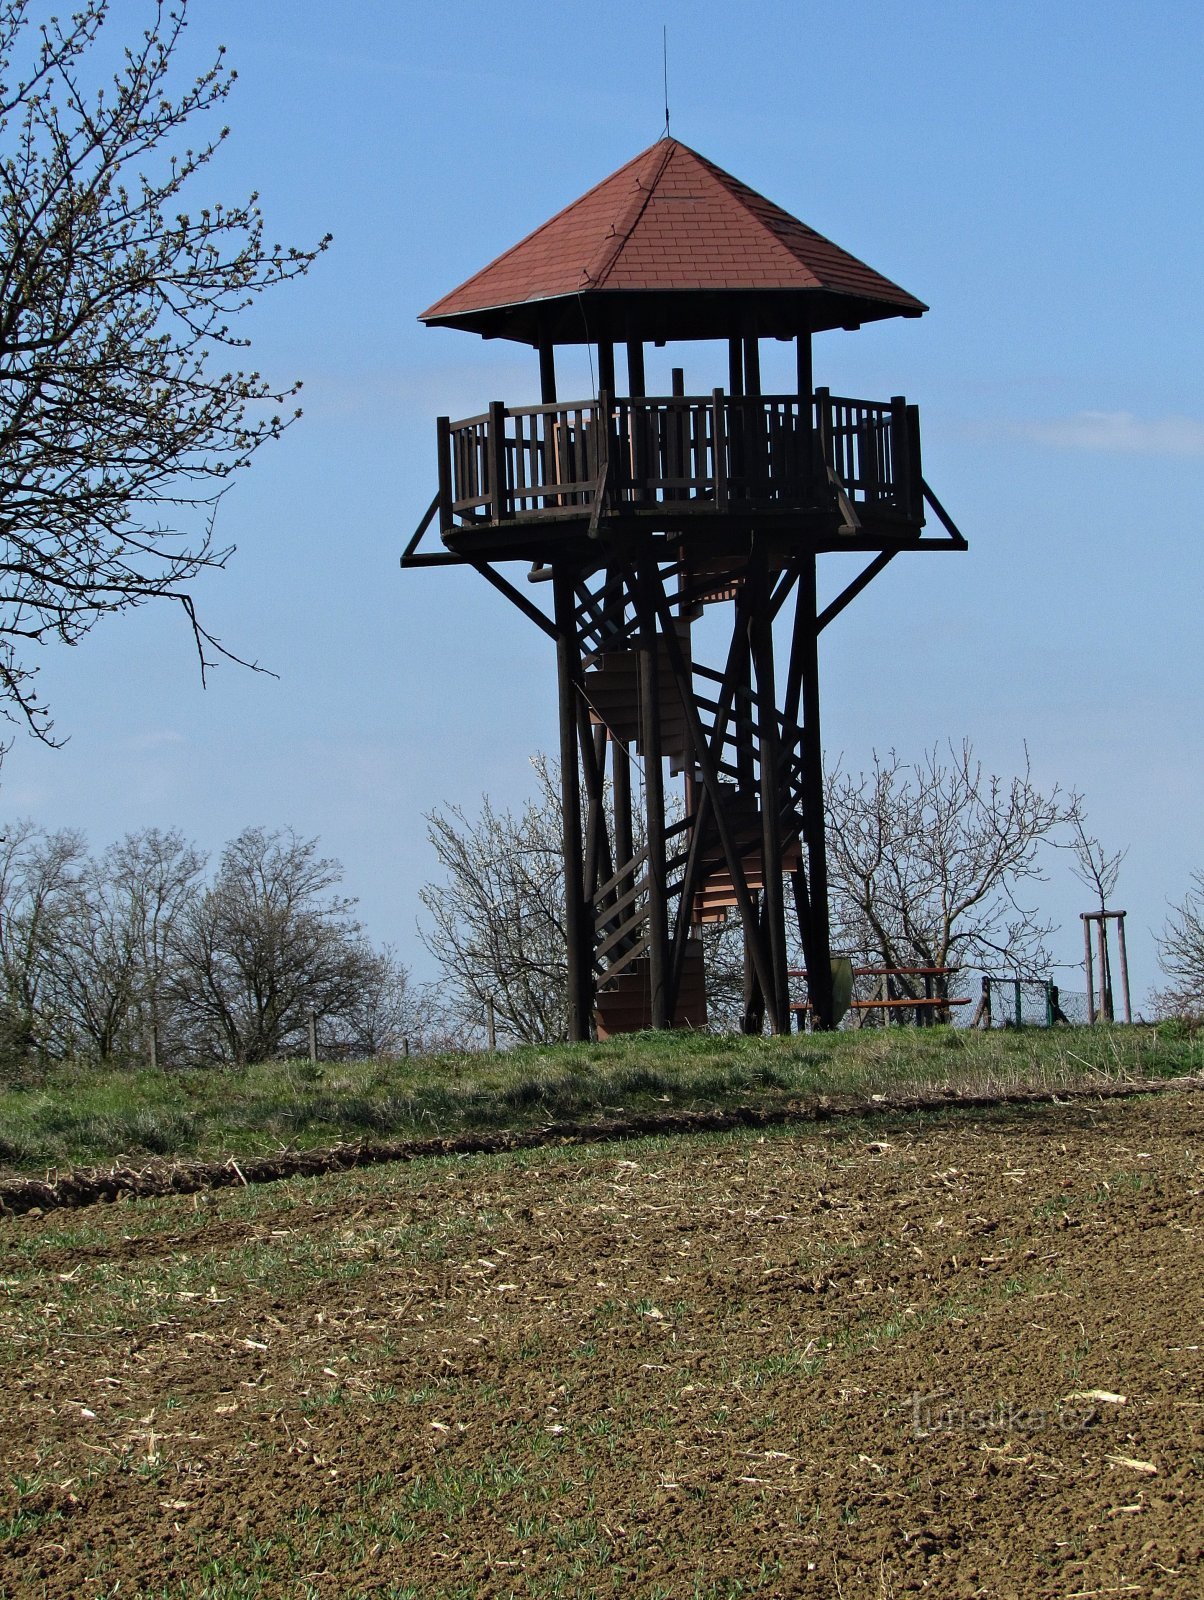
[[323, 944, 430, 1060], [0, 818, 83, 1065], [169, 826, 373, 1066], [1067, 813, 1126, 914], [1153, 871, 1204, 1019], [421, 757, 571, 1046], [824, 742, 1077, 1001], [50, 827, 204, 1062], [0, 1, 330, 739], [420, 755, 745, 1044]]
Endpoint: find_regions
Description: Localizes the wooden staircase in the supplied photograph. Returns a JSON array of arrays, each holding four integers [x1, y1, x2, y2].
[[595, 937, 707, 1039], [583, 622, 692, 771], [691, 790, 803, 924]]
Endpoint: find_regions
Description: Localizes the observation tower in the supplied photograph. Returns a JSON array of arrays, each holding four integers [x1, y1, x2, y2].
[[404, 138, 966, 1040]]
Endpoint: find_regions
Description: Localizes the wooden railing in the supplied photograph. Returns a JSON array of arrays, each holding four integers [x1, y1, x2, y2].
[[438, 390, 922, 530]]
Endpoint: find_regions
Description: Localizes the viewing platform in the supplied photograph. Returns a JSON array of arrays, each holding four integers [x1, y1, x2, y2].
[[432, 387, 931, 562]]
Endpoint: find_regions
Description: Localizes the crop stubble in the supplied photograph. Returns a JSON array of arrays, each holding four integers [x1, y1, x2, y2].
[[0, 1091, 1201, 1598]]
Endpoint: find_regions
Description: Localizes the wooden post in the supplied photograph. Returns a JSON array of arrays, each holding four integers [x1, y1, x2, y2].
[[890, 396, 908, 513], [1115, 912, 1132, 1024], [905, 403, 923, 522], [797, 556, 834, 1029], [307, 1010, 317, 1064], [712, 387, 728, 510], [728, 338, 743, 396], [538, 334, 557, 404], [742, 334, 761, 397], [814, 386, 831, 494], [638, 565, 669, 1029], [486, 996, 496, 1051], [487, 400, 508, 522], [436, 416, 453, 532], [795, 334, 813, 407], [598, 341, 615, 399], [1096, 917, 1112, 1021], [626, 340, 645, 398], [796, 332, 814, 501], [554, 569, 592, 1042], [1082, 915, 1096, 1024], [751, 551, 789, 1034], [608, 569, 635, 914], [970, 974, 991, 1030], [743, 902, 764, 1035], [148, 1025, 159, 1072]]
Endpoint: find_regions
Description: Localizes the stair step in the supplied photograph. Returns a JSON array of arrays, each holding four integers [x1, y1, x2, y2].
[[582, 624, 691, 763], [691, 840, 804, 920], [594, 942, 707, 1039]]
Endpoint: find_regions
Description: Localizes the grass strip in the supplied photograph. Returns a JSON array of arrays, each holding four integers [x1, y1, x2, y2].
[[0, 1022, 1199, 1180], [2, 1068, 1200, 1218]]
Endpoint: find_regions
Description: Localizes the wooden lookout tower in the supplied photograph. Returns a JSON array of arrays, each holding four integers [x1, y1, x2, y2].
[[404, 139, 966, 1040]]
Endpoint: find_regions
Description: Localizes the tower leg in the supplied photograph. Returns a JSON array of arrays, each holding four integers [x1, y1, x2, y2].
[[637, 561, 669, 1029], [795, 555, 835, 1029], [742, 897, 765, 1034], [750, 548, 791, 1034], [554, 569, 593, 1041]]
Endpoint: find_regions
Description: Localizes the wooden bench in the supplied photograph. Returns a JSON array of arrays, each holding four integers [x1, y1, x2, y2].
[[788, 966, 968, 1027]]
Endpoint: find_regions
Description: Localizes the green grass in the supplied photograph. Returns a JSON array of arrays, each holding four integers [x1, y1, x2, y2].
[[0, 1021, 1198, 1175]]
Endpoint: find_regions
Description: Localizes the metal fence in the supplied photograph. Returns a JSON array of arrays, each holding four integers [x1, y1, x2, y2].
[[973, 977, 1092, 1028]]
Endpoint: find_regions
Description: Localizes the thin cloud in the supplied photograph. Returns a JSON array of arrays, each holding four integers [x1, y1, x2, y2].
[[1016, 411, 1204, 457]]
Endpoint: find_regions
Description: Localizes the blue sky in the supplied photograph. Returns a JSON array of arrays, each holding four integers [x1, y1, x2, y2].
[[3, 0, 1201, 1007]]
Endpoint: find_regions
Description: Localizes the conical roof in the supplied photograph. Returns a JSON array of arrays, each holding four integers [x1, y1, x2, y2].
[[420, 139, 926, 346]]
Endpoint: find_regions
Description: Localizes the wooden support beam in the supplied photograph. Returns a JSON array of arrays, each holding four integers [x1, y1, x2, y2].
[[651, 582, 778, 1014], [750, 550, 790, 1034], [554, 569, 593, 1041], [598, 341, 615, 399], [626, 340, 645, 398], [795, 333, 813, 406], [816, 551, 897, 634], [538, 334, 557, 404], [469, 561, 557, 640], [637, 563, 669, 1029], [797, 331, 816, 505], [728, 338, 743, 396], [742, 334, 761, 398], [796, 556, 834, 1029]]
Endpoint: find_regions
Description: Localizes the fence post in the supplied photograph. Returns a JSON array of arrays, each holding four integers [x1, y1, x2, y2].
[[712, 388, 728, 510], [969, 974, 992, 1029], [1115, 912, 1132, 1024], [307, 1010, 317, 1064], [436, 416, 453, 531], [488, 401, 509, 522], [486, 996, 496, 1052], [1014, 977, 1023, 1029], [1082, 915, 1096, 1025]]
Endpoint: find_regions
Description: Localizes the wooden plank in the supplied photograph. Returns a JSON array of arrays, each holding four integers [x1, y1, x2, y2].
[[436, 418, 453, 531], [488, 402, 508, 521], [712, 389, 728, 510]]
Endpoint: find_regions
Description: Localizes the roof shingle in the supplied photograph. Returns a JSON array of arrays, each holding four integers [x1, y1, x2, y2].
[[420, 140, 925, 339]]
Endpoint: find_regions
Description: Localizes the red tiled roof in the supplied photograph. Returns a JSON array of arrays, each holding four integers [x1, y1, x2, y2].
[[420, 140, 925, 333]]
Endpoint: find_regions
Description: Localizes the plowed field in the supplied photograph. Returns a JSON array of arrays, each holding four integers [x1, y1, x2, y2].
[[1, 1090, 1201, 1598]]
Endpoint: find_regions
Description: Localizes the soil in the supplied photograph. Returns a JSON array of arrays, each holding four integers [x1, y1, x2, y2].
[[0, 1090, 1201, 1598]]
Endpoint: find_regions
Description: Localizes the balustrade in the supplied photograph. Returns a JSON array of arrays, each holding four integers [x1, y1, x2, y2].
[[438, 390, 922, 532]]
